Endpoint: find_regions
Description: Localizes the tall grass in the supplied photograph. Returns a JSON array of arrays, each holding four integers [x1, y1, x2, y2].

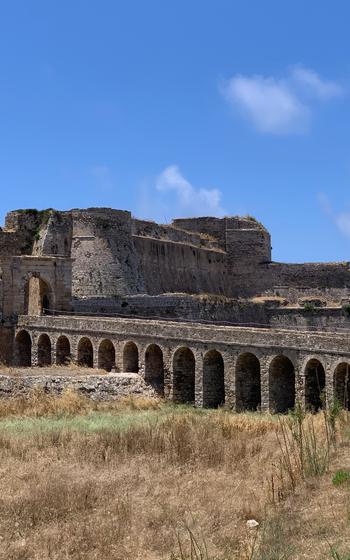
[[0, 391, 347, 559]]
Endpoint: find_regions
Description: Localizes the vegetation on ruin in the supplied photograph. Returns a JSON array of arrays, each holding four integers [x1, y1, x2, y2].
[[0, 390, 349, 559]]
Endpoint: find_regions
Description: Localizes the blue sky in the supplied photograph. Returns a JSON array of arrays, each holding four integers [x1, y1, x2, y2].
[[1, 1, 350, 263]]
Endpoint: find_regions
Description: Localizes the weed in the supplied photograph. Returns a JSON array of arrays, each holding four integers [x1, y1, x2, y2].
[[332, 470, 350, 487]]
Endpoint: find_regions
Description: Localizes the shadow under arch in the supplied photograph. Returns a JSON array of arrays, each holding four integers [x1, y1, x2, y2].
[[123, 341, 139, 373], [235, 352, 261, 411], [334, 362, 350, 410], [304, 358, 326, 412], [203, 349, 224, 408], [98, 339, 116, 372], [173, 347, 195, 404], [269, 355, 295, 413], [77, 337, 94, 368], [38, 334, 52, 366], [14, 330, 32, 367], [56, 336, 71, 366], [145, 344, 164, 396]]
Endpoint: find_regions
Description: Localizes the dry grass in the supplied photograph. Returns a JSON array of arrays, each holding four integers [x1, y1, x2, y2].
[[0, 393, 348, 559], [0, 363, 111, 377]]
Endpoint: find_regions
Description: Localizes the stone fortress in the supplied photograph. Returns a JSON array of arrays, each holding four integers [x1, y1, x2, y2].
[[1, 207, 350, 412]]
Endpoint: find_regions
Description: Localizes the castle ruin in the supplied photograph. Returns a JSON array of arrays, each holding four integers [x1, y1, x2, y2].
[[1, 207, 350, 412]]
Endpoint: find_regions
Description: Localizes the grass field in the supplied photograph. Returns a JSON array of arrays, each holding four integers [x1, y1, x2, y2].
[[0, 391, 349, 559]]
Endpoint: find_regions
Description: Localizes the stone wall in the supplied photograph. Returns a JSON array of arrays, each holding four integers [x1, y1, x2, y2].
[[263, 262, 350, 297], [132, 219, 220, 250], [133, 236, 229, 295], [0, 373, 156, 400], [0, 255, 72, 319], [14, 314, 350, 412], [70, 208, 145, 297], [33, 211, 73, 257]]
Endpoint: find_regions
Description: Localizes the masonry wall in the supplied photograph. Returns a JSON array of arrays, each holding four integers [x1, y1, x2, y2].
[[132, 219, 221, 250], [133, 236, 229, 295], [70, 208, 145, 298], [0, 255, 72, 319], [265, 262, 350, 292], [33, 211, 73, 257], [0, 326, 14, 364]]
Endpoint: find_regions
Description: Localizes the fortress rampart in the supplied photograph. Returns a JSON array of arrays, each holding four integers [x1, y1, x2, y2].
[[1, 206, 350, 412]]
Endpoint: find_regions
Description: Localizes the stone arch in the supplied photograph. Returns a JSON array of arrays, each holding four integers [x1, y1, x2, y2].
[[304, 358, 326, 412], [56, 336, 71, 366], [145, 344, 164, 395], [37, 334, 52, 366], [123, 341, 139, 373], [235, 352, 261, 411], [334, 362, 350, 410], [14, 330, 32, 367], [77, 337, 94, 368], [25, 275, 53, 315], [173, 347, 195, 404], [203, 349, 225, 408], [269, 355, 295, 413], [98, 339, 116, 372]]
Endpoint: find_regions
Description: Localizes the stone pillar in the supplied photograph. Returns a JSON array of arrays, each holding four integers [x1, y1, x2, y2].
[[31, 333, 39, 367], [92, 339, 99, 369], [51, 337, 57, 366], [162, 347, 172, 400], [260, 355, 270, 412], [295, 355, 305, 408], [224, 350, 236, 409], [194, 350, 203, 408], [138, 343, 146, 377], [115, 341, 124, 373], [325, 357, 334, 407], [70, 337, 79, 365]]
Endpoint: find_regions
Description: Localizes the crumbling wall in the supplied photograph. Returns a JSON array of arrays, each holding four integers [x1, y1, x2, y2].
[[70, 208, 145, 298], [132, 219, 221, 250], [172, 217, 227, 249], [32, 211, 73, 257], [0, 373, 157, 400]]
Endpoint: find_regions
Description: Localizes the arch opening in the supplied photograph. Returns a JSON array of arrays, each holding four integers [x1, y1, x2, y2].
[[334, 362, 350, 410], [203, 350, 224, 408], [38, 334, 52, 366], [173, 347, 195, 404], [145, 344, 164, 396], [123, 342, 139, 373], [14, 330, 32, 367], [236, 352, 261, 411], [98, 339, 115, 372], [25, 276, 53, 315], [305, 358, 326, 412], [269, 355, 295, 413], [77, 337, 94, 368], [56, 336, 71, 366]]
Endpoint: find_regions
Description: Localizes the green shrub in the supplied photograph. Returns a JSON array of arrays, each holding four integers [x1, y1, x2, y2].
[[303, 302, 316, 313], [332, 469, 350, 487]]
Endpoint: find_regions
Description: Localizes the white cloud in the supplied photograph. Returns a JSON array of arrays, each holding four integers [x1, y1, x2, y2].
[[336, 213, 350, 238], [156, 165, 226, 217], [221, 66, 344, 135], [137, 165, 226, 222], [318, 192, 350, 238], [291, 66, 344, 99]]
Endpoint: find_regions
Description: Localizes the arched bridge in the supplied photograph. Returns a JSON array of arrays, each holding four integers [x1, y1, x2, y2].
[[14, 314, 350, 412]]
